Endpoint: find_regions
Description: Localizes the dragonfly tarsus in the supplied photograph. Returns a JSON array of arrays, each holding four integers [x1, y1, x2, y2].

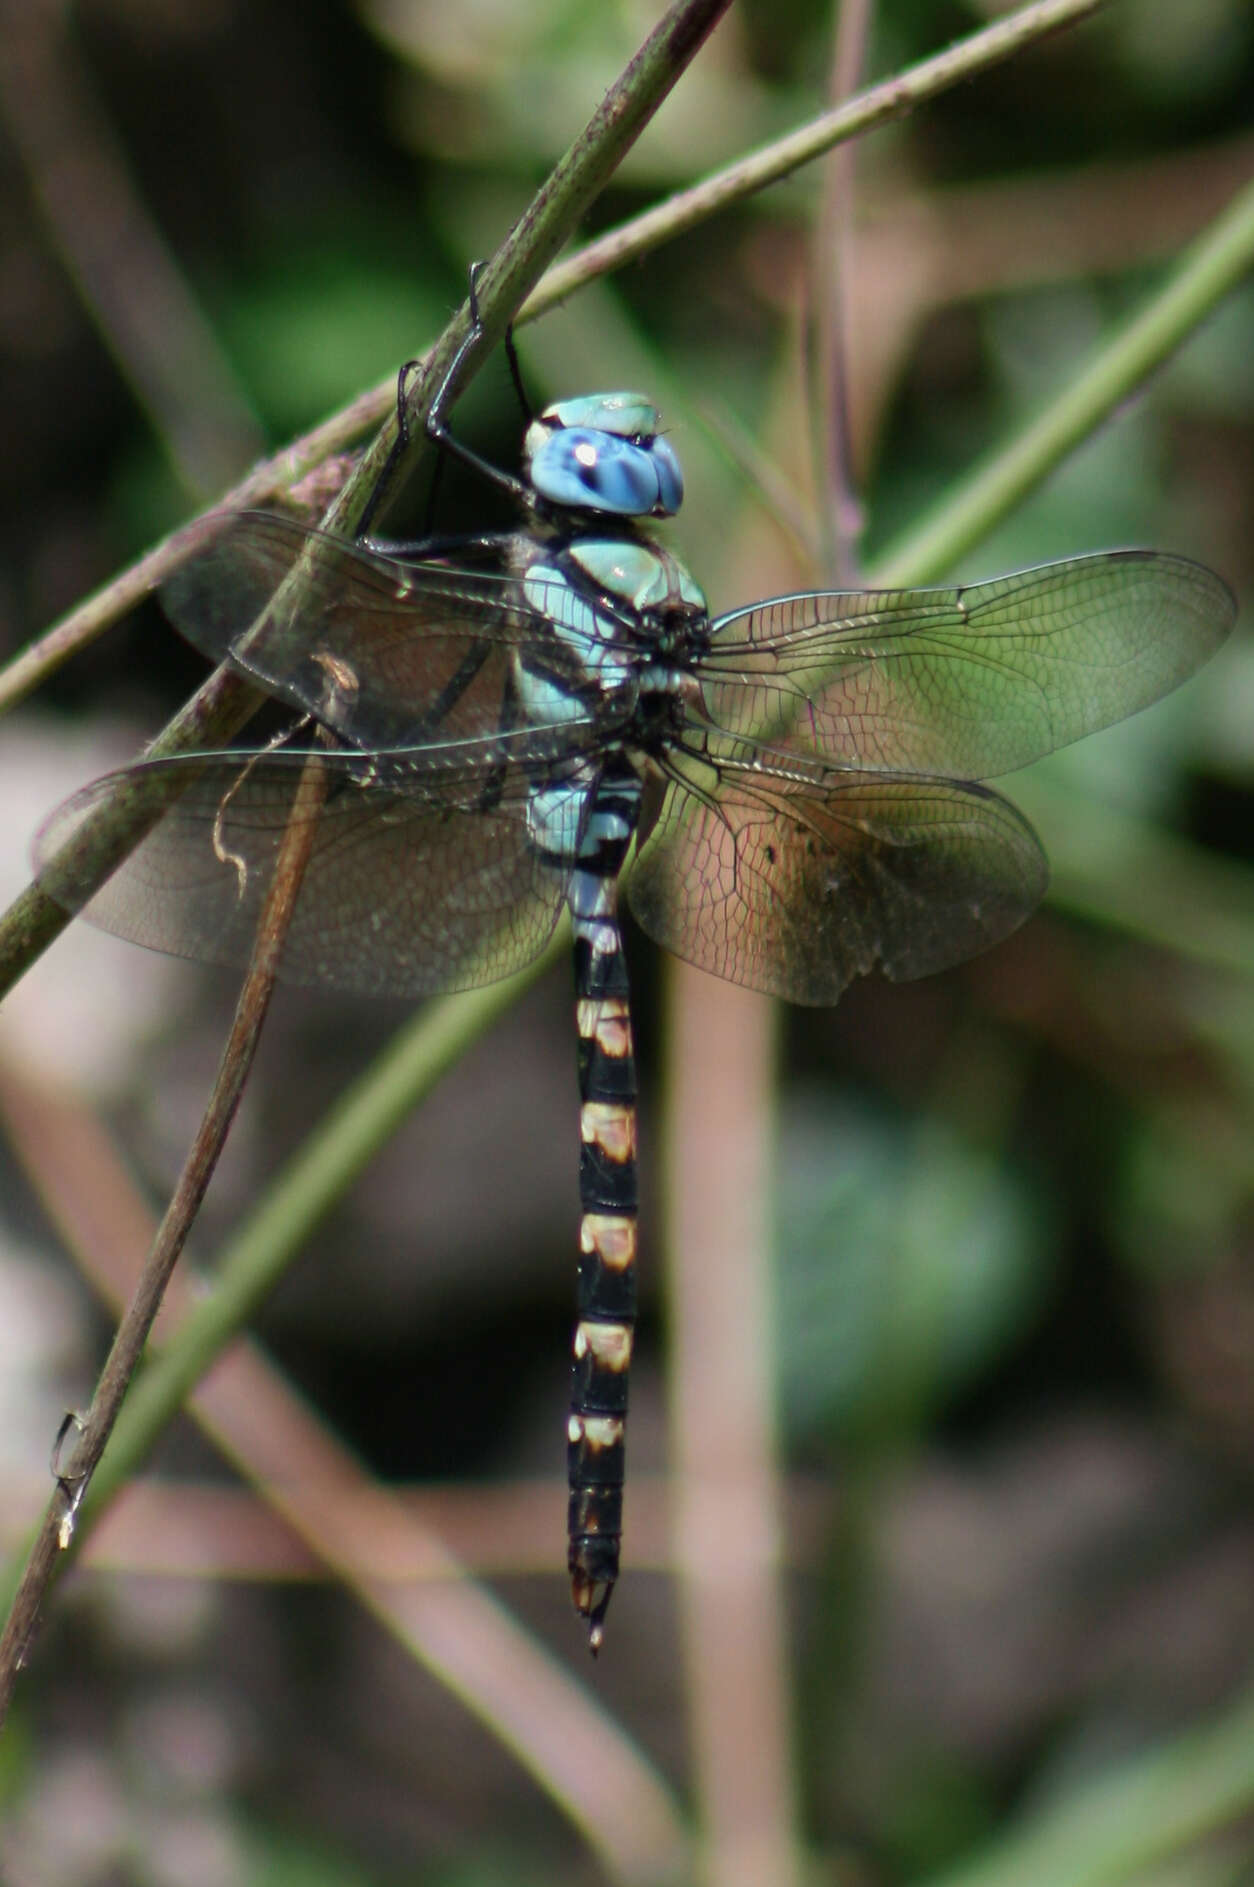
[[361, 262, 535, 545]]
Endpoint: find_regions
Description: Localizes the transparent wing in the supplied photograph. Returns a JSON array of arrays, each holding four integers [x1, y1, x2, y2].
[[700, 552, 1235, 778], [161, 511, 608, 755], [627, 746, 1047, 1006], [35, 749, 581, 996]]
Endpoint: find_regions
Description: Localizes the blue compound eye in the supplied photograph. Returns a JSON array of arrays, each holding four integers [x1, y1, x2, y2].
[[523, 393, 685, 518], [527, 424, 684, 517], [646, 435, 683, 516]]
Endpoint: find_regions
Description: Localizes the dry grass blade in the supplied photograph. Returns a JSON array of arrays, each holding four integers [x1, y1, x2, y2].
[[0, 1060, 691, 1885], [0, 752, 328, 1722]]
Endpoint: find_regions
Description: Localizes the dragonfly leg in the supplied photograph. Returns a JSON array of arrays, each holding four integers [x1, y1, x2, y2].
[[358, 264, 531, 539], [500, 302, 533, 431], [423, 265, 534, 508], [431, 262, 529, 437]]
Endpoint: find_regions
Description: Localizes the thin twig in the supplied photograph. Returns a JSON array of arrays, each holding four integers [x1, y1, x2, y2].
[[870, 167, 1254, 588], [525, 0, 1105, 316], [78, 939, 567, 1512], [0, 1058, 691, 1885], [664, 969, 798, 1887], [811, 0, 873, 584], [313, 0, 737, 546], [0, 658, 271, 1008], [0, 753, 327, 1722], [0, 0, 1100, 723], [657, 12, 876, 1880], [0, 0, 734, 1013]]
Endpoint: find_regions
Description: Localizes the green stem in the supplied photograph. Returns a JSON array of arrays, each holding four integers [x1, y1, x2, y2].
[[529, 0, 1104, 315], [320, 0, 735, 540], [81, 938, 564, 1512], [0, 0, 1099, 721], [871, 169, 1254, 588], [0, 0, 732, 1002]]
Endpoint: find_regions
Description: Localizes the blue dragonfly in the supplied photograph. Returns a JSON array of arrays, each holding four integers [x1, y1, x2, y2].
[[35, 384, 1235, 1647]]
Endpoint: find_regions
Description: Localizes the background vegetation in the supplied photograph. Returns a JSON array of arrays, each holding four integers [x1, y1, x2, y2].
[[0, 1, 1252, 1883]]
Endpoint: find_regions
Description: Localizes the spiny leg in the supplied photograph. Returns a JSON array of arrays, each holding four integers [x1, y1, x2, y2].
[[358, 263, 531, 542]]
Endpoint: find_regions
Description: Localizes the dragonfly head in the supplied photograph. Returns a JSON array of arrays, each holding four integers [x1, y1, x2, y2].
[[523, 392, 684, 520]]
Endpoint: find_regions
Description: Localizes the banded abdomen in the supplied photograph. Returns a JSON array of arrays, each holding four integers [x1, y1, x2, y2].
[[565, 765, 641, 1650]]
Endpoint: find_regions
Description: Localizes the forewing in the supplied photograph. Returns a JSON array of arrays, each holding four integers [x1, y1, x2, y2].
[[627, 749, 1047, 1006], [161, 511, 602, 755], [701, 552, 1234, 779], [34, 750, 576, 996]]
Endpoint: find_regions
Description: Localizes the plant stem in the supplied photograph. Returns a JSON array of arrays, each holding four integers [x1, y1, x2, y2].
[[871, 168, 1254, 588]]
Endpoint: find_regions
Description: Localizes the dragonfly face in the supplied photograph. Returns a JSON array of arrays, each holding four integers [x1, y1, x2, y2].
[[33, 388, 1236, 1648]]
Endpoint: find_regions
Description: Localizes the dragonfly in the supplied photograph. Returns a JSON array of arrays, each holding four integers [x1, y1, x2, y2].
[[34, 386, 1235, 1649]]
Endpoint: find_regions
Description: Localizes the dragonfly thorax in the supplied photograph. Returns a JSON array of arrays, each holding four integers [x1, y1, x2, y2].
[[524, 392, 683, 519], [564, 537, 707, 621], [512, 525, 709, 720]]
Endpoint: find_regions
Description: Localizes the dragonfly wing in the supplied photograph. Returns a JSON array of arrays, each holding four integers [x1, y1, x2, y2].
[[701, 552, 1234, 779], [34, 750, 578, 996], [626, 749, 1046, 1005], [161, 511, 603, 755]]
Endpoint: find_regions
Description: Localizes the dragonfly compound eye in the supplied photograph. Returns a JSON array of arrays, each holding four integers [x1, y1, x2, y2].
[[528, 426, 684, 517]]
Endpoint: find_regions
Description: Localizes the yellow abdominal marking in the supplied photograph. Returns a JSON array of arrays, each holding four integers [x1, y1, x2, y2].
[[574, 1319, 634, 1371], [577, 997, 634, 1058], [567, 1413, 625, 1450], [580, 1100, 636, 1162], [580, 1214, 637, 1268]]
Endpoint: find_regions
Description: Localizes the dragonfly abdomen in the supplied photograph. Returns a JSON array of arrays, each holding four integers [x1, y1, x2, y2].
[[566, 765, 641, 1650]]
